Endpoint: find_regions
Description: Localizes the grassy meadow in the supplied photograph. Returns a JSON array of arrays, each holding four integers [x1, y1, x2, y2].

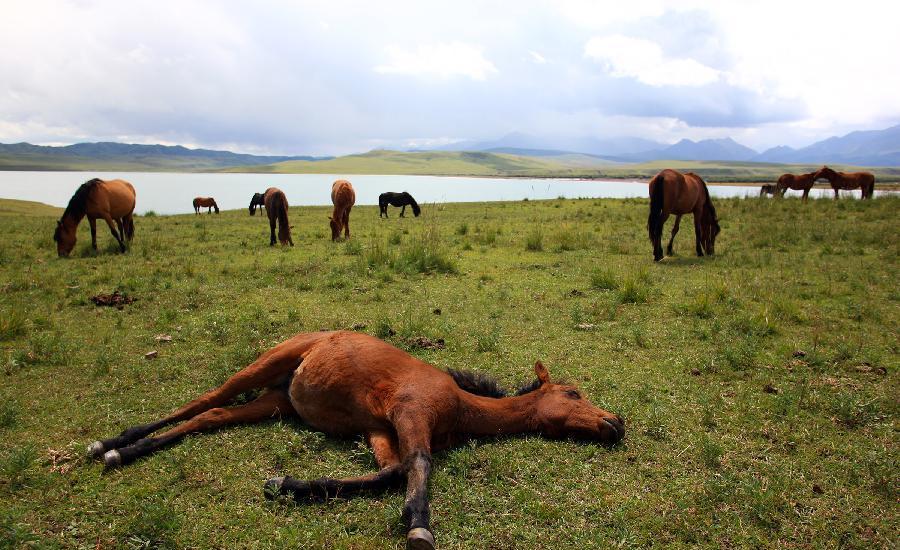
[[0, 193, 897, 549]]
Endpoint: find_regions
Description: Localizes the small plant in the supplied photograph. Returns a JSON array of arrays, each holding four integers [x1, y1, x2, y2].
[[143, 210, 157, 217], [0, 400, 18, 429], [474, 325, 500, 353], [343, 239, 362, 256], [374, 318, 394, 339], [455, 223, 469, 236], [590, 268, 618, 291], [617, 272, 651, 304], [524, 228, 543, 251], [0, 309, 28, 341], [700, 435, 724, 469], [1, 445, 37, 491]]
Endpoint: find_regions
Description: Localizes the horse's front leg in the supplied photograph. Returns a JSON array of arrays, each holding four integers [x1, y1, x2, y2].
[[88, 217, 98, 250], [101, 215, 126, 252], [343, 212, 351, 239], [400, 205, 406, 217], [693, 212, 704, 257]]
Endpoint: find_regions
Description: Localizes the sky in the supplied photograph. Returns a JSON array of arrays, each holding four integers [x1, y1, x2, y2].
[[1, 0, 899, 156]]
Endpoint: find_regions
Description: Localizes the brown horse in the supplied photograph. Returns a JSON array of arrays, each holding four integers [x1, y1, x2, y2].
[[647, 169, 720, 262], [814, 166, 875, 199], [53, 178, 136, 257], [87, 331, 624, 550], [330, 179, 356, 241], [775, 172, 817, 202], [263, 187, 293, 246], [193, 197, 219, 214]]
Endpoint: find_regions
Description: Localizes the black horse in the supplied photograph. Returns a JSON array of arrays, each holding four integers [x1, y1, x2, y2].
[[249, 192, 266, 216], [379, 192, 421, 218]]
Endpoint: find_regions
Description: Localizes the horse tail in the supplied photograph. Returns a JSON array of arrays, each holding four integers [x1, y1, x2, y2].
[[647, 173, 665, 243], [213, 200, 219, 213], [124, 215, 135, 240], [275, 192, 292, 245], [700, 180, 720, 253], [407, 193, 421, 216]]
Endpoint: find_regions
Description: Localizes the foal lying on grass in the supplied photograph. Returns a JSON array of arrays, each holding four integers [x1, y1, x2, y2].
[[88, 331, 624, 550]]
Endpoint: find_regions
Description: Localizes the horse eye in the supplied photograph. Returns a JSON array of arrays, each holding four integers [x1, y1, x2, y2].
[[565, 390, 581, 400]]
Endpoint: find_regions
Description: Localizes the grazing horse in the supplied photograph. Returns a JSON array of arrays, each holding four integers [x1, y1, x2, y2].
[[53, 178, 136, 257], [248, 192, 266, 216], [379, 191, 421, 218], [87, 331, 624, 550], [263, 188, 293, 246], [759, 184, 778, 197], [814, 166, 875, 199], [775, 172, 818, 202], [193, 197, 219, 214], [330, 179, 356, 241], [647, 169, 720, 262]]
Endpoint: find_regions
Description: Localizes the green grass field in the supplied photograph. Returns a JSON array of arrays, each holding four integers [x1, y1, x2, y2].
[[0, 194, 897, 549]]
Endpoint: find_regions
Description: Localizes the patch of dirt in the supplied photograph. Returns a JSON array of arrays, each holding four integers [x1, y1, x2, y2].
[[44, 447, 77, 474], [90, 291, 135, 309], [403, 336, 445, 350]]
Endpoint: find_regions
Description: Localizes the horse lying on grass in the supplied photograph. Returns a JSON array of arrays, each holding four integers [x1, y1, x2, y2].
[[87, 331, 624, 550]]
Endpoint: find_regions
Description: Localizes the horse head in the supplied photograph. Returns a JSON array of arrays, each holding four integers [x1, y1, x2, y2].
[[329, 216, 340, 241], [54, 218, 75, 257], [526, 361, 624, 444], [814, 166, 835, 181]]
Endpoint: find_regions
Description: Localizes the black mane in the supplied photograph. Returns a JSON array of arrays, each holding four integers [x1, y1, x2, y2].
[[62, 178, 102, 220], [446, 369, 543, 399]]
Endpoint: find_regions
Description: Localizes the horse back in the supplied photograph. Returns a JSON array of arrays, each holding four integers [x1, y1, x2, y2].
[[331, 180, 356, 209], [88, 179, 136, 218]]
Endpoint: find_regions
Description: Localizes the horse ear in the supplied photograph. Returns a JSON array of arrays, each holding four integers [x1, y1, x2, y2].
[[534, 361, 551, 384]]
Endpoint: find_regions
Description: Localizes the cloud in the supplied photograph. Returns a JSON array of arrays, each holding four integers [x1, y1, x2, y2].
[[374, 42, 497, 80], [584, 35, 719, 87], [528, 50, 547, 64]]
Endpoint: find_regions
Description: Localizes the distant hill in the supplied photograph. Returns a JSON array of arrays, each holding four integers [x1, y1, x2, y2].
[[434, 132, 665, 157], [753, 124, 900, 166], [628, 137, 758, 162], [0, 142, 330, 172], [0, 198, 62, 217]]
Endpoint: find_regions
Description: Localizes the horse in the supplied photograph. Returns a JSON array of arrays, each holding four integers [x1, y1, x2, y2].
[[193, 197, 219, 214], [775, 172, 818, 202], [330, 180, 356, 241], [379, 191, 421, 218], [813, 166, 875, 199], [759, 184, 778, 197], [86, 330, 624, 550], [248, 192, 266, 216], [53, 178, 136, 257], [647, 169, 720, 262], [263, 188, 293, 246]]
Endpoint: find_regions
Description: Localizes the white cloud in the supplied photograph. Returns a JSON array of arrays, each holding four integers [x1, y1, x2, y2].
[[374, 42, 497, 80], [584, 35, 719, 87], [529, 50, 547, 64]]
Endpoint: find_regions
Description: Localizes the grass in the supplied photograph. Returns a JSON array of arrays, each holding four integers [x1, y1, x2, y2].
[[0, 194, 897, 548]]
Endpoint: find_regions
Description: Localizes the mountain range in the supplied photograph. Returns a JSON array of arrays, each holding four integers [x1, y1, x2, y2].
[[433, 124, 900, 166], [0, 142, 330, 171]]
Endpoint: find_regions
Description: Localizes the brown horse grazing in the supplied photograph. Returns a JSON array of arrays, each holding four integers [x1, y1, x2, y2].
[[263, 187, 293, 246], [647, 169, 720, 262], [775, 172, 817, 202], [53, 178, 136, 257], [814, 166, 875, 199], [759, 184, 778, 197], [330, 179, 356, 241], [193, 197, 219, 214], [87, 331, 624, 550]]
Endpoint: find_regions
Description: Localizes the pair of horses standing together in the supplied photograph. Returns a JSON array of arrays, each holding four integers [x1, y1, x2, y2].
[[249, 180, 356, 246], [768, 166, 875, 201]]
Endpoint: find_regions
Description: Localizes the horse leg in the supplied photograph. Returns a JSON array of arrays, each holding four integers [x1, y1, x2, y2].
[[394, 413, 435, 549], [88, 217, 98, 250], [343, 211, 350, 239], [88, 339, 305, 461], [101, 215, 126, 252], [666, 215, 681, 256], [269, 216, 277, 246], [103, 390, 295, 468], [266, 430, 404, 501], [693, 213, 704, 257], [400, 205, 406, 218], [802, 188, 810, 203]]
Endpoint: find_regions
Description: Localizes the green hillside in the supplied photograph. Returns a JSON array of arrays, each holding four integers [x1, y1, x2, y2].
[[0, 198, 62, 217]]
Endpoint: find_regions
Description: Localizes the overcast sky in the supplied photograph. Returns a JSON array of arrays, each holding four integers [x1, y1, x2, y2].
[[2, 0, 898, 155]]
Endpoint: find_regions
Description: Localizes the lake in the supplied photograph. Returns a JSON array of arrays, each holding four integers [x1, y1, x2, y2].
[[0, 171, 878, 215]]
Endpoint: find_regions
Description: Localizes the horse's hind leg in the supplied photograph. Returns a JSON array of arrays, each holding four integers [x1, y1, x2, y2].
[[400, 205, 406, 217], [103, 390, 295, 468], [269, 216, 277, 246], [101, 215, 126, 252], [666, 215, 681, 256], [89, 340, 305, 460], [88, 217, 98, 250], [343, 211, 351, 239], [266, 430, 403, 501]]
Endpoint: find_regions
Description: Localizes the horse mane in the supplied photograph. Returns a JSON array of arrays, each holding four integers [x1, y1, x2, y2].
[[446, 369, 544, 399], [62, 178, 102, 220]]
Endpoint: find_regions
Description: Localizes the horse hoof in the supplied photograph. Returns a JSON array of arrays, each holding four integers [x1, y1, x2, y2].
[[263, 477, 285, 499], [103, 449, 122, 469], [87, 441, 105, 459], [406, 528, 435, 550]]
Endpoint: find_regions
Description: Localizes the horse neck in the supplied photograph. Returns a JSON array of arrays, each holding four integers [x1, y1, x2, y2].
[[455, 390, 540, 437], [62, 210, 84, 229]]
